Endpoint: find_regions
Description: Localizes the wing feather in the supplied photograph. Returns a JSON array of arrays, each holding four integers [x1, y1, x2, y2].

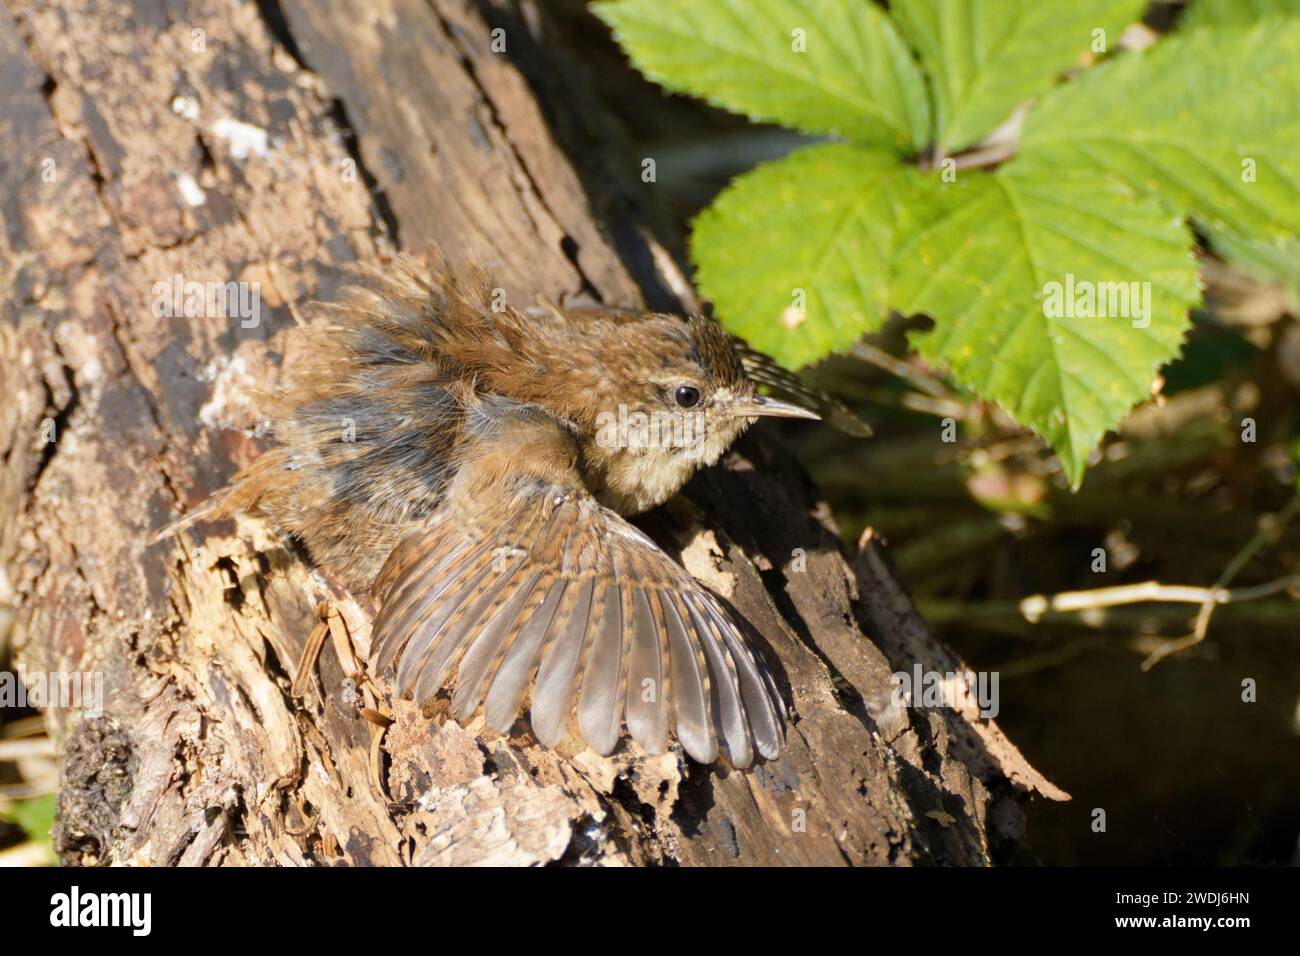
[[450, 570, 543, 720], [576, 583, 626, 756], [393, 552, 498, 696], [405, 555, 512, 701], [659, 591, 717, 763], [531, 578, 596, 746], [623, 586, 668, 754], [482, 581, 568, 732], [695, 594, 783, 760], [371, 534, 472, 675], [684, 593, 752, 768]]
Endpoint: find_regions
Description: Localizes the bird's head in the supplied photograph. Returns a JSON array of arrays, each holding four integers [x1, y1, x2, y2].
[[576, 313, 819, 514]]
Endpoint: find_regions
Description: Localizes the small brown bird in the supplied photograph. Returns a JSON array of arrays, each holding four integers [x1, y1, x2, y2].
[[161, 255, 838, 767]]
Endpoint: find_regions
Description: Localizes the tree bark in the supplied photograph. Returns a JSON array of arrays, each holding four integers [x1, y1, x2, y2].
[[0, 0, 1064, 866]]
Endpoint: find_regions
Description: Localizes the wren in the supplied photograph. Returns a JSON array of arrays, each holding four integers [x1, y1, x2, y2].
[[159, 255, 829, 767]]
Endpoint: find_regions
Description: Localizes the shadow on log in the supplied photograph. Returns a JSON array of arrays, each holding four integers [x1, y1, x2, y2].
[[0, 0, 1065, 865]]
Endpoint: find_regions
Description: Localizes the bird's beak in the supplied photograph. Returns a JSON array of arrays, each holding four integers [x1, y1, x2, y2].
[[728, 395, 821, 421]]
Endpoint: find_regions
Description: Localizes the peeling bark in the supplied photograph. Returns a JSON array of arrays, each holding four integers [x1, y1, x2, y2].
[[0, 0, 1064, 867]]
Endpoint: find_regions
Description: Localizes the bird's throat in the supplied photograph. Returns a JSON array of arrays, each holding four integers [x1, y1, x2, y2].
[[581, 442, 704, 516]]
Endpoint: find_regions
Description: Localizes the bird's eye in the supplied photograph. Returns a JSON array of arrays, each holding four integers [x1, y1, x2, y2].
[[674, 384, 702, 409]]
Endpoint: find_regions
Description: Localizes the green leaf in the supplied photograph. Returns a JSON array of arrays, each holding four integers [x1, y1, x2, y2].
[[693, 145, 1201, 484], [1, 794, 56, 856], [1020, 18, 1300, 244], [592, 0, 931, 151], [690, 144, 923, 368], [1183, 0, 1300, 28], [892, 0, 1147, 154], [891, 163, 1201, 484]]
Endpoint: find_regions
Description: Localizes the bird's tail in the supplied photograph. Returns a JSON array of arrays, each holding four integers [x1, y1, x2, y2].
[[148, 496, 221, 546], [147, 486, 237, 547], [147, 450, 287, 546]]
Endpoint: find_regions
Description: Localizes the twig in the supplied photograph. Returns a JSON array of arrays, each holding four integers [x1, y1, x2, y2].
[[1018, 574, 1298, 625], [0, 842, 53, 867], [899, 393, 970, 420], [0, 738, 56, 761], [1142, 492, 1300, 669], [918, 140, 1019, 173], [0, 782, 56, 799], [949, 141, 1019, 170], [919, 596, 1300, 632], [0, 715, 47, 739], [849, 342, 957, 401], [1019, 581, 1236, 621]]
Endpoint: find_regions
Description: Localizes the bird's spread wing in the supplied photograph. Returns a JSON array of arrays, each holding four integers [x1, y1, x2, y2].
[[368, 420, 784, 767]]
